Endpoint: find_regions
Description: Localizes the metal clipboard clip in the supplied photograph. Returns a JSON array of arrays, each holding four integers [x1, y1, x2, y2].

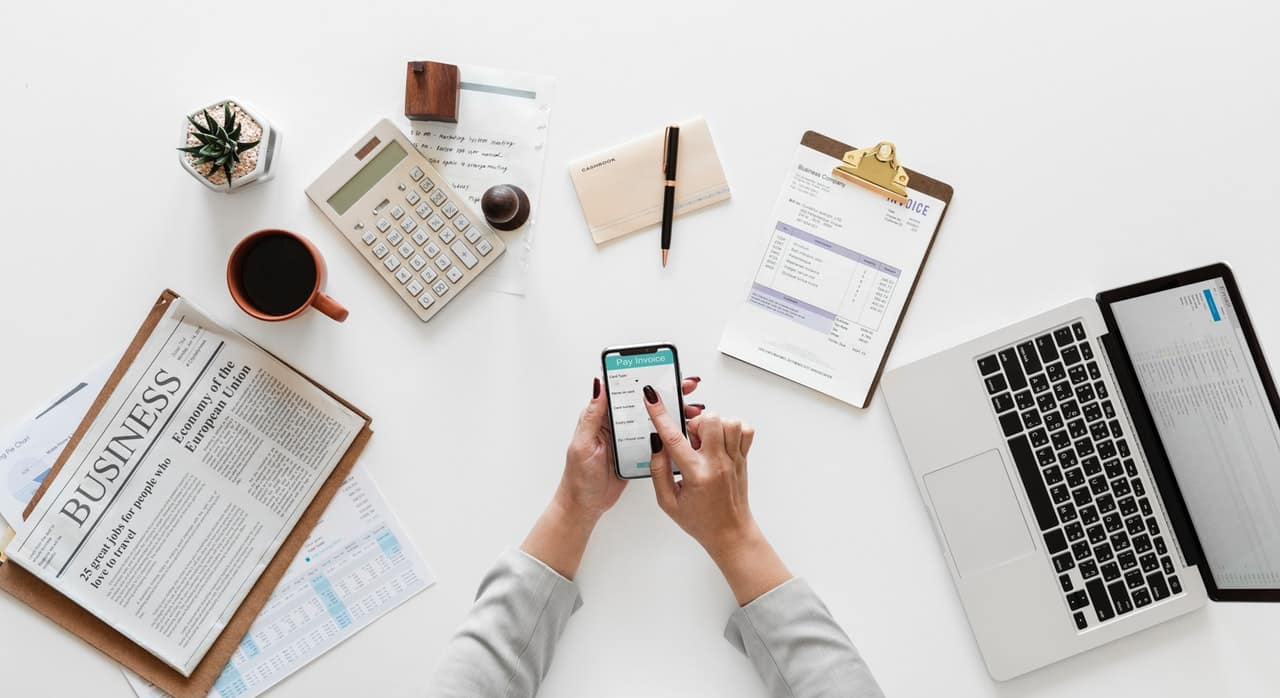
[[831, 141, 910, 204]]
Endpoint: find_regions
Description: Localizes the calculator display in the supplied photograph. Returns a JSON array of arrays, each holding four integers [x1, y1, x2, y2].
[[327, 140, 407, 215]]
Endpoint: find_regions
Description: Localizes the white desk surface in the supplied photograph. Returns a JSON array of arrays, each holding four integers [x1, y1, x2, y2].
[[3, 1, 1280, 696]]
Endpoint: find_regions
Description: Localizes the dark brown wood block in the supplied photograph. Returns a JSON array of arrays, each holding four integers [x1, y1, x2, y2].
[[405, 61, 460, 123]]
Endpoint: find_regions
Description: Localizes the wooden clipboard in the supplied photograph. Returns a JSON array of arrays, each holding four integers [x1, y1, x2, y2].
[[723, 132, 955, 408], [799, 132, 955, 407], [0, 289, 373, 697]]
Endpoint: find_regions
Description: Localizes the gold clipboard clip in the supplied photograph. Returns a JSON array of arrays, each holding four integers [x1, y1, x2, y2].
[[832, 141, 910, 204]]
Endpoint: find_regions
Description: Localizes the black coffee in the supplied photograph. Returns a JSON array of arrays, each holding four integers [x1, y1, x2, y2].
[[238, 235, 317, 316]]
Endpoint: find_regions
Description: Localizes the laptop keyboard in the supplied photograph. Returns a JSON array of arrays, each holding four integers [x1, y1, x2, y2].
[[977, 321, 1183, 631]]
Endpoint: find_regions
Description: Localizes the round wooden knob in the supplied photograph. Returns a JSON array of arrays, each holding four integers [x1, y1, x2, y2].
[[481, 184, 530, 231]]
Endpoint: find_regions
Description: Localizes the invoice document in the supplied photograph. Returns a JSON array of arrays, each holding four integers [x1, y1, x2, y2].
[[719, 140, 946, 407]]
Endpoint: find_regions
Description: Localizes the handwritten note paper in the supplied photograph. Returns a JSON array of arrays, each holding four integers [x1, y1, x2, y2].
[[418, 133, 523, 182], [409, 65, 555, 296]]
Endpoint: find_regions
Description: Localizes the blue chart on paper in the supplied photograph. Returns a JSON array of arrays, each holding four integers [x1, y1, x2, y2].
[[212, 664, 248, 698], [311, 574, 354, 629], [377, 529, 402, 558]]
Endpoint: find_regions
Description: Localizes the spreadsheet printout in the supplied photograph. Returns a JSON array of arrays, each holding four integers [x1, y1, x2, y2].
[[124, 465, 434, 698], [719, 143, 945, 407]]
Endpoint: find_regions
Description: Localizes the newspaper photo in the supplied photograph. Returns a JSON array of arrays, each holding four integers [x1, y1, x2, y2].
[[3, 296, 366, 676]]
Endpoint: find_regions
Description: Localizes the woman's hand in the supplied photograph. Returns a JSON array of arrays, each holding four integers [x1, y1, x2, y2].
[[521, 376, 704, 579], [642, 386, 791, 605], [555, 376, 705, 520]]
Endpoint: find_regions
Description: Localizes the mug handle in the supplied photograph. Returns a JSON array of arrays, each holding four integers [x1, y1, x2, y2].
[[312, 292, 349, 322]]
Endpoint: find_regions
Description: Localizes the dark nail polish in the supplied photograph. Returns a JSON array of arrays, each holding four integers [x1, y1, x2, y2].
[[593, 377, 601, 399], [688, 403, 706, 410], [643, 385, 658, 404], [650, 432, 663, 453], [687, 376, 702, 383]]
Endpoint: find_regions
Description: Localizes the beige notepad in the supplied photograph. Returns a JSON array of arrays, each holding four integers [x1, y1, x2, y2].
[[569, 117, 731, 244]]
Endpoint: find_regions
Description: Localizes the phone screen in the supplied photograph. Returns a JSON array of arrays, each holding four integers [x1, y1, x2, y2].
[[603, 345, 684, 479]]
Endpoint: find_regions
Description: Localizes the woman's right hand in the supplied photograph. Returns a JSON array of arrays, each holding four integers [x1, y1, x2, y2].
[[642, 385, 792, 605]]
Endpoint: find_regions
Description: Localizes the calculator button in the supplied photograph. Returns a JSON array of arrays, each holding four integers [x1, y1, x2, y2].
[[420, 267, 438, 284], [464, 227, 481, 243], [415, 203, 432, 219], [435, 254, 453, 271], [407, 279, 424, 297], [427, 215, 445, 232], [441, 201, 459, 219], [446, 267, 464, 283], [409, 254, 427, 271], [405, 190, 420, 206], [419, 177, 434, 193], [440, 228, 456, 244], [360, 230, 377, 245], [425, 242, 442, 258], [387, 231, 403, 246], [433, 280, 450, 297], [376, 218, 391, 232], [453, 214, 470, 231], [417, 292, 435, 309], [383, 255, 401, 272], [409, 166, 424, 181], [372, 243, 390, 259], [429, 189, 448, 206], [411, 230, 429, 246], [398, 243, 414, 258], [451, 241, 479, 269], [476, 238, 494, 256], [394, 268, 412, 284], [390, 206, 405, 220], [401, 217, 418, 234]]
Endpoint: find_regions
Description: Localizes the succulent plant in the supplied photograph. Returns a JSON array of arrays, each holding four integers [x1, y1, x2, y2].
[[177, 102, 260, 183]]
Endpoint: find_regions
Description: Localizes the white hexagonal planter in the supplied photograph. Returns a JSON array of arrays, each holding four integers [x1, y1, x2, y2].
[[178, 98, 279, 192]]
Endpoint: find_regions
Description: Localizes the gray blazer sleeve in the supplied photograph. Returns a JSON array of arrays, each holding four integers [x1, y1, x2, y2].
[[428, 550, 582, 698], [724, 578, 884, 698]]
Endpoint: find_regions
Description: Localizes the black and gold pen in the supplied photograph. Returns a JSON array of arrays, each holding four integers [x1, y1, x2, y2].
[[660, 125, 680, 267]]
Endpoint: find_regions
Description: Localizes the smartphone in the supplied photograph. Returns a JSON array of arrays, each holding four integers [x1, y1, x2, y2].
[[601, 343, 686, 479]]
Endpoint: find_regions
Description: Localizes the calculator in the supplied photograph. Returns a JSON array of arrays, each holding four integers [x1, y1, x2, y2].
[[306, 119, 506, 322]]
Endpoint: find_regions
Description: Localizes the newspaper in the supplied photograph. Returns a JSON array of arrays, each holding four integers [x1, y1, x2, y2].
[[3, 296, 365, 676], [123, 465, 434, 698]]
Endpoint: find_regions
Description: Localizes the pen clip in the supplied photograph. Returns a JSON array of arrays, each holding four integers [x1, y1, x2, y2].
[[661, 127, 669, 173]]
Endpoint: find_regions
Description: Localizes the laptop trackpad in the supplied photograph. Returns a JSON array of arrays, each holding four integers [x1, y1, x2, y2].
[[925, 449, 1035, 578]]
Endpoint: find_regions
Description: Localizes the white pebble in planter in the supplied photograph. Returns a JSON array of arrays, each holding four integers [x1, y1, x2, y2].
[[178, 99, 279, 192]]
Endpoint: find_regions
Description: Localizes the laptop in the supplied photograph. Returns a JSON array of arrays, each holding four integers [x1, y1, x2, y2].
[[882, 263, 1280, 679]]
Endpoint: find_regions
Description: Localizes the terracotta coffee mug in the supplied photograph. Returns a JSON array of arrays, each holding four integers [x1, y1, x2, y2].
[[227, 229, 349, 322]]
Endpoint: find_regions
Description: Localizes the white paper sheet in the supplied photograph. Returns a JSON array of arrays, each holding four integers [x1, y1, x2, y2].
[[0, 357, 115, 529], [123, 464, 434, 698], [408, 64, 554, 296]]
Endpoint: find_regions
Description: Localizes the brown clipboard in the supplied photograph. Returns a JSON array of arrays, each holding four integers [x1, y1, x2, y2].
[[0, 289, 374, 697], [800, 131, 953, 407]]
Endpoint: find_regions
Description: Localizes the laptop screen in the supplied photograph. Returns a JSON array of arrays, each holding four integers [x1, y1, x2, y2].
[[1110, 277, 1280, 589]]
